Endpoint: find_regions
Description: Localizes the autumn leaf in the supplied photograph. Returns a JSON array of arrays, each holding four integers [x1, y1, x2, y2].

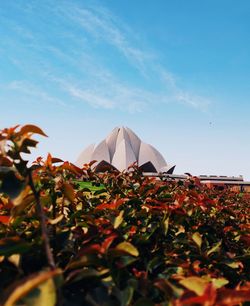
[[19, 125, 48, 137], [62, 183, 75, 202]]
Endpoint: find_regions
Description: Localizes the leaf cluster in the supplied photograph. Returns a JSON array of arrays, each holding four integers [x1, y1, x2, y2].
[[0, 125, 250, 305]]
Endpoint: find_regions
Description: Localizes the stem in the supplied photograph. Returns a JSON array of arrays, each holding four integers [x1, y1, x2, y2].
[[28, 170, 56, 270]]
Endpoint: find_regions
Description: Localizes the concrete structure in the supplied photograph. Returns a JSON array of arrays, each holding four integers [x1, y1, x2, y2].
[[144, 173, 250, 192], [76, 127, 175, 173]]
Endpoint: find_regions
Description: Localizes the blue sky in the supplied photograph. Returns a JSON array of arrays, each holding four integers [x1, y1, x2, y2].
[[1, 0, 250, 178]]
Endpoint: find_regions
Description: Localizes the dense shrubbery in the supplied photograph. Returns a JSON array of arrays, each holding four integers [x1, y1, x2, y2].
[[0, 125, 250, 305]]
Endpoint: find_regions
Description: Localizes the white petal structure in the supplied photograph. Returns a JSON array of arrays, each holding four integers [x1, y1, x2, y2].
[[76, 144, 95, 167], [106, 127, 119, 158], [76, 127, 175, 173], [138, 142, 166, 173], [92, 140, 110, 164], [112, 139, 137, 171]]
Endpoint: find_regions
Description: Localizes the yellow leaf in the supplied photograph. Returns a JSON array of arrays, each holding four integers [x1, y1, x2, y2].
[[206, 241, 221, 256], [114, 210, 124, 229], [8, 254, 20, 267], [212, 277, 229, 288], [179, 276, 209, 296], [226, 261, 241, 269], [22, 278, 56, 306], [192, 232, 202, 248], [4, 269, 61, 306], [115, 242, 139, 257], [163, 216, 169, 236]]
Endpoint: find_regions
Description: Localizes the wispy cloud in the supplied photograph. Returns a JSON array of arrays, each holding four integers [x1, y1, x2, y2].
[[0, 0, 211, 112], [57, 2, 211, 111], [5, 81, 65, 106], [59, 4, 153, 74]]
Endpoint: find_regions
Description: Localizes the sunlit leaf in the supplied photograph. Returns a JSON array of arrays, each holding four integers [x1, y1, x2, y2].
[[212, 277, 229, 288], [114, 210, 124, 229], [179, 276, 209, 296], [7, 254, 20, 268], [206, 241, 222, 256], [115, 242, 139, 257], [48, 214, 64, 225], [163, 215, 169, 236], [192, 232, 202, 248], [3, 269, 61, 306]]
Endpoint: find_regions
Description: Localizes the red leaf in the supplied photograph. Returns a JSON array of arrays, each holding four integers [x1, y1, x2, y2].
[[0, 216, 11, 224], [178, 283, 216, 306], [95, 198, 126, 211], [51, 157, 64, 164], [216, 287, 250, 305], [0, 157, 13, 167], [101, 234, 117, 253]]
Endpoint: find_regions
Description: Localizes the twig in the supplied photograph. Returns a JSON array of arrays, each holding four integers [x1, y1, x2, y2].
[[28, 170, 56, 270]]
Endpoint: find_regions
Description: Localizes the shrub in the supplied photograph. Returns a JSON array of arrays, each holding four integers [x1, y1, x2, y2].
[[0, 124, 249, 305]]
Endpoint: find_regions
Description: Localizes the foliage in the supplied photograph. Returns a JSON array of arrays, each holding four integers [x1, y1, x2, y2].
[[0, 124, 250, 305]]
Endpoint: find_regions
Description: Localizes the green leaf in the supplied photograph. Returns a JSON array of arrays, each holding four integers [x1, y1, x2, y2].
[[120, 286, 134, 306], [192, 232, 202, 248], [0, 237, 30, 256], [93, 188, 107, 196], [134, 298, 154, 306], [115, 242, 139, 257]]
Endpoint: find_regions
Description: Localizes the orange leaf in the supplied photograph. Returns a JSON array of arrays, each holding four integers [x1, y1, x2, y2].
[[19, 125, 47, 137], [63, 183, 75, 202]]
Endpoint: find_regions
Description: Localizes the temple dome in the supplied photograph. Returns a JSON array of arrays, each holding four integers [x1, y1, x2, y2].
[[76, 126, 175, 173]]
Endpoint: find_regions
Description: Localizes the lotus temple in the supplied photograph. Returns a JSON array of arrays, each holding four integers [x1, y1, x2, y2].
[[76, 126, 250, 192], [76, 127, 175, 174]]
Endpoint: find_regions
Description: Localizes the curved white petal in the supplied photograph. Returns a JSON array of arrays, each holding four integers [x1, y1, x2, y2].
[[125, 127, 141, 159], [92, 140, 110, 164], [75, 143, 95, 167], [106, 127, 119, 160], [112, 139, 137, 171], [139, 142, 167, 172], [115, 127, 131, 147]]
